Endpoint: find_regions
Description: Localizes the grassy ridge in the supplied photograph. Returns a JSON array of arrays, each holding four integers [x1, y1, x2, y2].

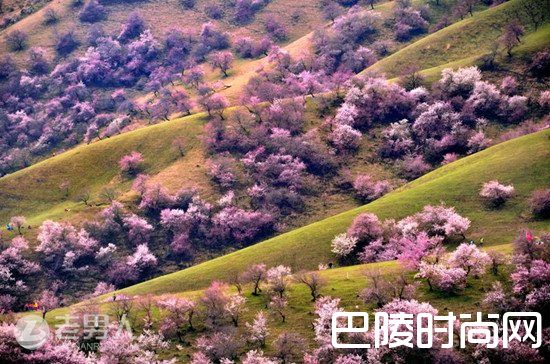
[[0, 113, 209, 226], [109, 130, 550, 297], [367, 0, 550, 79]]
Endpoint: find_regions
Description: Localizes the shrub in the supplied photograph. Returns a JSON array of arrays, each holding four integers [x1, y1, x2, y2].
[[55, 30, 80, 55], [530, 48, 550, 77], [331, 233, 358, 257], [118, 11, 146, 42], [529, 188, 550, 219], [352, 174, 391, 202], [330, 124, 362, 152], [479, 180, 515, 207], [6, 30, 28, 51], [119, 151, 144, 175], [416, 262, 467, 294], [180, 0, 196, 9], [205, 3, 224, 19], [43, 8, 59, 25], [397, 155, 431, 180], [448, 243, 491, 278], [265, 18, 288, 41], [347, 212, 383, 244], [79, 0, 106, 23]]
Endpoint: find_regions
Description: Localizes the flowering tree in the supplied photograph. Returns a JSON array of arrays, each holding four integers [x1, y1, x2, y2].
[[479, 180, 515, 207], [352, 175, 391, 202], [448, 243, 491, 278], [0, 237, 40, 311], [119, 151, 144, 175], [123, 214, 154, 245], [158, 295, 196, 340], [529, 188, 550, 219], [329, 124, 362, 152], [368, 299, 439, 363], [416, 262, 467, 294], [118, 11, 146, 42], [209, 51, 234, 77], [266, 265, 292, 298], [397, 154, 431, 180], [246, 311, 269, 347], [268, 296, 288, 323], [273, 332, 305, 363], [296, 271, 325, 301], [126, 244, 157, 272], [331, 233, 358, 258], [408, 204, 471, 240], [347, 213, 383, 244], [37, 289, 60, 319], [200, 281, 230, 328], [225, 294, 247, 326], [397, 232, 444, 269], [195, 329, 241, 362], [312, 296, 342, 349], [199, 93, 230, 118], [511, 259, 550, 311], [243, 263, 267, 295]]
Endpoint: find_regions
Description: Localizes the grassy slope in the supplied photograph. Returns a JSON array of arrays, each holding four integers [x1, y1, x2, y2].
[[47, 246, 514, 357], [0, 113, 209, 226], [0, 0, 325, 64], [108, 130, 550, 297], [367, 0, 550, 80]]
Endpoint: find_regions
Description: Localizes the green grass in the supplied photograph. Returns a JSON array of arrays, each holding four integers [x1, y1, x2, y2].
[[44, 243, 517, 360], [103, 130, 550, 297], [39, 130, 549, 357], [367, 0, 550, 79], [0, 113, 208, 226]]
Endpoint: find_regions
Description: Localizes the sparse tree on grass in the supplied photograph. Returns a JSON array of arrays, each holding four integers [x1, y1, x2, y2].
[[296, 271, 325, 301], [172, 137, 186, 157], [244, 263, 267, 295], [77, 189, 92, 206], [43, 8, 58, 25], [268, 296, 287, 323], [100, 187, 117, 203], [246, 311, 269, 347], [37, 290, 60, 319], [209, 51, 234, 77], [274, 332, 305, 363], [501, 21, 525, 57], [108, 294, 134, 322], [6, 30, 28, 51]]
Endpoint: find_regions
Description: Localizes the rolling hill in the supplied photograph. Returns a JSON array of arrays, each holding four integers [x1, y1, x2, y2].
[[43, 130, 549, 359], [103, 129, 550, 297], [367, 0, 550, 81]]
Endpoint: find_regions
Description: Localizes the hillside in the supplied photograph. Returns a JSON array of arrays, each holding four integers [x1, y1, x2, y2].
[[0, 112, 210, 226], [367, 0, 550, 80], [108, 129, 550, 297], [0, 0, 325, 64]]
